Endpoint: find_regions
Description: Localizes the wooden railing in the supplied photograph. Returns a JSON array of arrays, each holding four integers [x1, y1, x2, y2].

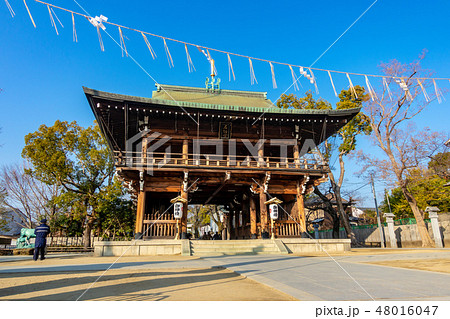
[[275, 220, 302, 237], [114, 151, 326, 171], [143, 221, 176, 238]]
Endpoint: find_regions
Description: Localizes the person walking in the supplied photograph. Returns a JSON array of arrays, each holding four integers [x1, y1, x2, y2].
[[33, 219, 51, 261]]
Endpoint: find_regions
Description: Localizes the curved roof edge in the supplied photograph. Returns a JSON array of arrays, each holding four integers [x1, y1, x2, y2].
[[83, 87, 361, 117]]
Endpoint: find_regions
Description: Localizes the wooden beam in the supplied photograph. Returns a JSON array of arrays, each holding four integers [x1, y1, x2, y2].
[[250, 195, 257, 237], [135, 190, 146, 235], [204, 172, 231, 204], [259, 186, 268, 234], [296, 179, 307, 236]]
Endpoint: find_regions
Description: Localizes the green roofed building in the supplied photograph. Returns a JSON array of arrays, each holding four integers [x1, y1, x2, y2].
[[84, 83, 360, 240]]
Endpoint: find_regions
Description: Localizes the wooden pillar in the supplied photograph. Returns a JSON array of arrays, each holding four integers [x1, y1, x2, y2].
[[258, 143, 264, 167], [250, 195, 257, 238], [293, 143, 299, 166], [181, 187, 188, 236], [135, 190, 146, 236], [296, 179, 307, 237], [259, 187, 268, 235], [182, 139, 189, 165]]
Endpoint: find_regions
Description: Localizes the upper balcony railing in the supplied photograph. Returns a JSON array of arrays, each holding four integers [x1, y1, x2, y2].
[[114, 151, 328, 172]]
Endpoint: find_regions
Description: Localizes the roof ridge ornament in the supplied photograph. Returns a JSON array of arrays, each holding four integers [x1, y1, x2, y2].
[[205, 76, 221, 93]]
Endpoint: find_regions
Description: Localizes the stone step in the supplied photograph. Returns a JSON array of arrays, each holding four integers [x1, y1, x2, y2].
[[190, 244, 277, 249], [193, 251, 282, 256], [191, 247, 278, 253]]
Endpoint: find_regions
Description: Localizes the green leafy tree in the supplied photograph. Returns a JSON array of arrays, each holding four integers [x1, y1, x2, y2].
[[428, 152, 450, 181], [277, 87, 371, 243], [96, 179, 135, 239], [382, 169, 450, 218], [188, 205, 212, 238], [22, 120, 115, 247]]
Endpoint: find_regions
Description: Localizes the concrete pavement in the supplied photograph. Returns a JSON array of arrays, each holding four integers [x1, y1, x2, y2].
[[1, 250, 449, 300]]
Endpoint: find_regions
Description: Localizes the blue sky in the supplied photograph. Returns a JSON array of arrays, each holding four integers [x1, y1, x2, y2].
[[1, 0, 449, 206]]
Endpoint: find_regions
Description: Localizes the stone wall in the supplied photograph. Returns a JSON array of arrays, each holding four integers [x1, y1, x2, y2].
[[317, 213, 450, 247]]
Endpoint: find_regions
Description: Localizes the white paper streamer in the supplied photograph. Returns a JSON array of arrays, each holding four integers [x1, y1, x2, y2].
[[289, 65, 299, 91], [269, 62, 277, 89], [119, 27, 128, 57], [51, 8, 64, 28], [383, 77, 393, 101], [309, 68, 319, 94], [346, 73, 358, 98], [417, 79, 430, 102], [395, 78, 413, 101], [5, 0, 15, 17], [23, 0, 36, 28], [227, 54, 235, 81], [47, 5, 58, 35], [96, 26, 104, 51], [327, 71, 338, 97], [365, 75, 377, 101], [249, 58, 257, 85], [163, 38, 174, 68], [141, 32, 156, 59], [72, 13, 77, 42], [184, 44, 195, 72], [433, 79, 443, 104]]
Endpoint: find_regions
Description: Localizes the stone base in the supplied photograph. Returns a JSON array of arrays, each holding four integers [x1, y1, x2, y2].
[[281, 238, 351, 254], [93, 238, 351, 256], [94, 240, 183, 256]]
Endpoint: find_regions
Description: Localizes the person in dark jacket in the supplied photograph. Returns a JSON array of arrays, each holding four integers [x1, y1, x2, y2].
[[33, 219, 51, 261]]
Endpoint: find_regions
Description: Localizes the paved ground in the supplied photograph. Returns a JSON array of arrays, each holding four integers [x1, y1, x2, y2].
[[1, 249, 449, 301]]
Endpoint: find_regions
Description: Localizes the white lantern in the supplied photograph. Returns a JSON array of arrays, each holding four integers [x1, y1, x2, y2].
[[174, 202, 183, 219], [269, 204, 278, 220]]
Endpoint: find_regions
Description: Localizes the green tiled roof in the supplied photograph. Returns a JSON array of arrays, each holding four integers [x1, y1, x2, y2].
[[83, 85, 361, 117]]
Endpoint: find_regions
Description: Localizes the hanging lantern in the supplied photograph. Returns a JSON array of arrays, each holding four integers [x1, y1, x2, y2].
[[269, 204, 279, 220]]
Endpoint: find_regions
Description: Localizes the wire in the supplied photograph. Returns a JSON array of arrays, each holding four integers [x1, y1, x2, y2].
[[31, 0, 450, 81]]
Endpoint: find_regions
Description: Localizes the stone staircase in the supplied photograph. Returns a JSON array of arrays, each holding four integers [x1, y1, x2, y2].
[[188, 239, 288, 256]]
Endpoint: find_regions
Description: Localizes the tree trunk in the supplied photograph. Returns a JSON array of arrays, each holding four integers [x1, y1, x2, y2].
[[83, 216, 95, 248], [401, 185, 434, 247], [331, 182, 358, 245], [313, 187, 340, 239]]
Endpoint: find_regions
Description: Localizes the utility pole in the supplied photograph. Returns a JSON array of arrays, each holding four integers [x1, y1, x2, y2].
[[371, 175, 385, 248], [385, 189, 393, 215]]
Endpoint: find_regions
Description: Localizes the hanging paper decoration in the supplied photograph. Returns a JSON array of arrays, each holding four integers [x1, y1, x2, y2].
[[184, 44, 195, 72], [382, 77, 393, 101], [327, 71, 338, 97], [96, 26, 104, 51], [433, 79, 443, 104], [346, 73, 358, 98], [119, 27, 128, 57], [51, 7, 64, 28], [249, 58, 257, 85], [23, 0, 36, 28], [141, 32, 157, 59], [197, 47, 217, 76], [163, 38, 174, 68], [394, 78, 413, 101], [89, 15, 108, 30], [4, 0, 15, 17], [72, 13, 77, 42], [227, 54, 235, 81], [47, 5, 58, 35], [417, 79, 430, 102], [364, 75, 377, 101], [309, 68, 319, 94], [269, 62, 277, 89], [289, 66, 299, 91]]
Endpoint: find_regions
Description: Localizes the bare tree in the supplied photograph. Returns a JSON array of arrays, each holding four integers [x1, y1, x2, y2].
[[0, 164, 62, 228], [360, 52, 445, 247]]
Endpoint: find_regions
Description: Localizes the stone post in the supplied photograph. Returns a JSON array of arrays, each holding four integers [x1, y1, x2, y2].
[[313, 223, 320, 239], [384, 213, 397, 248], [426, 207, 443, 248]]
